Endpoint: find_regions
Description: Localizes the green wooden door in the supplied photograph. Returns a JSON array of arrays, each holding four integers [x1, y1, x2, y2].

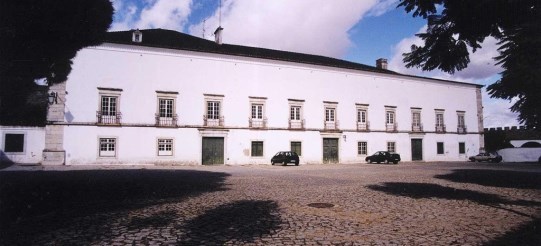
[[202, 137, 224, 165], [411, 139, 423, 161], [323, 138, 339, 164]]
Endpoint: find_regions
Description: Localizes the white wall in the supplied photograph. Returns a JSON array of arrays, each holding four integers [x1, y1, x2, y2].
[[1, 126, 45, 164], [59, 43, 482, 165], [498, 148, 541, 162]]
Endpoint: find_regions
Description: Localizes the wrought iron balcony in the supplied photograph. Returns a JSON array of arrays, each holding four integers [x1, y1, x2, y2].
[[288, 119, 305, 130], [356, 121, 370, 131], [155, 114, 178, 127], [386, 122, 398, 132], [412, 123, 423, 132], [435, 124, 446, 133], [457, 125, 467, 134], [204, 115, 224, 127], [324, 120, 340, 131], [96, 111, 121, 125], [249, 117, 267, 128]]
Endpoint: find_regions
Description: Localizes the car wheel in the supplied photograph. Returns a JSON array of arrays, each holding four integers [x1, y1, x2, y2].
[[295, 161, 299, 166], [283, 161, 287, 166], [393, 161, 398, 164], [271, 161, 274, 165], [376, 161, 380, 164]]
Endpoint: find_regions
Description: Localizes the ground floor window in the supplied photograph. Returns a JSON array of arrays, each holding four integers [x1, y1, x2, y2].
[[358, 141, 367, 155], [437, 142, 444, 154], [459, 142, 465, 154], [3, 133, 24, 153], [251, 141, 264, 157], [99, 138, 116, 157], [387, 142, 396, 152], [291, 141, 302, 156], [158, 139, 174, 156]]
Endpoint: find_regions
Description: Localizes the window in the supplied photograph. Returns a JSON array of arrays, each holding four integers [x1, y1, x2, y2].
[[290, 106, 301, 120], [207, 101, 220, 119], [387, 142, 396, 152], [459, 142, 466, 154], [412, 112, 421, 126], [99, 138, 116, 157], [251, 141, 264, 157], [437, 142, 444, 154], [251, 104, 263, 119], [457, 114, 465, 127], [159, 99, 174, 118], [436, 113, 444, 126], [358, 141, 367, 155], [435, 110, 445, 132], [357, 110, 367, 123], [386, 111, 395, 124], [4, 133, 24, 153], [325, 108, 336, 122], [157, 139, 173, 156], [291, 141, 302, 156], [101, 96, 117, 116]]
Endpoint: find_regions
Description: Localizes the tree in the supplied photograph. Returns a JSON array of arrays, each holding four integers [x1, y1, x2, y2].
[[0, 0, 113, 125], [398, 0, 541, 130]]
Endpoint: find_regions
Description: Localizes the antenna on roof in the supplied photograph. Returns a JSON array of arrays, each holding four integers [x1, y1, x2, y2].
[[202, 18, 206, 38]]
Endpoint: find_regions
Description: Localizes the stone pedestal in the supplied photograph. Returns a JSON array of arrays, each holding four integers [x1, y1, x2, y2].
[[43, 82, 66, 165]]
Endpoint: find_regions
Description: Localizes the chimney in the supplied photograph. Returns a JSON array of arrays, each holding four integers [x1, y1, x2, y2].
[[376, 58, 388, 70], [214, 26, 224, 45]]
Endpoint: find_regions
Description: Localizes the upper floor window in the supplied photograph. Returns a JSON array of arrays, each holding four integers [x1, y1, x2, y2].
[[249, 97, 267, 128], [325, 108, 336, 122], [457, 111, 466, 133], [324, 101, 338, 130], [356, 104, 369, 131], [435, 109, 445, 133], [411, 108, 423, 132], [288, 99, 305, 129], [385, 106, 397, 132], [204, 94, 224, 127], [97, 87, 122, 125], [386, 111, 395, 124], [156, 91, 178, 127]]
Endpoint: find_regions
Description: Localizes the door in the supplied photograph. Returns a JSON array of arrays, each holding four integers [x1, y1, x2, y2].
[[411, 139, 423, 161], [323, 138, 339, 164], [202, 137, 224, 165]]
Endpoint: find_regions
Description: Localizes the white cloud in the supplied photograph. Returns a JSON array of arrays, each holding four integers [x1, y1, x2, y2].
[[110, 0, 193, 31], [189, 0, 379, 58], [366, 0, 399, 17], [482, 89, 520, 128]]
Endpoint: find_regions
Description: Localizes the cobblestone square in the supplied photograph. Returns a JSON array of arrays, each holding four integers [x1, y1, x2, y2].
[[1, 162, 540, 245]]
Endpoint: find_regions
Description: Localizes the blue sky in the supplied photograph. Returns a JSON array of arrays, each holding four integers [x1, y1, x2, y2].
[[110, 0, 519, 128]]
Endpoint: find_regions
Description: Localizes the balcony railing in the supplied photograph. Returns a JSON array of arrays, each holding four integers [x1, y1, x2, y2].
[[457, 125, 467, 134], [155, 114, 178, 127], [96, 111, 121, 125], [357, 121, 370, 131], [249, 117, 267, 128], [386, 122, 398, 132], [204, 115, 224, 127], [412, 123, 423, 132], [435, 124, 446, 133], [324, 120, 339, 131], [288, 119, 305, 130]]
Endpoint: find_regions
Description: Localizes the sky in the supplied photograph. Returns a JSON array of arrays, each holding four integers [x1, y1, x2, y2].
[[110, 0, 520, 128]]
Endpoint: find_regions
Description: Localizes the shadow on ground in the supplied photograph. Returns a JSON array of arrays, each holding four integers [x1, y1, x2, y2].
[[181, 200, 282, 244], [484, 217, 541, 246], [0, 169, 230, 244], [366, 182, 540, 208], [435, 169, 541, 190]]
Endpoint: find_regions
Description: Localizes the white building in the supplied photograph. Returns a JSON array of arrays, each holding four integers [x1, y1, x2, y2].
[[2, 29, 485, 165]]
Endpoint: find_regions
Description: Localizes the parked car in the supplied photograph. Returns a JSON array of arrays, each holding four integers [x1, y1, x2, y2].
[[468, 152, 502, 163], [365, 151, 401, 164], [271, 151, 300, 166]]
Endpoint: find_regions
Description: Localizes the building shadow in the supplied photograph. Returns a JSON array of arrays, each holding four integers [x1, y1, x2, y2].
[[0, 151, 14, 170], [181, 200, 282, 245], [484, 217, 541, 246], [366, 182, 541, 211], [0, 169, 230, 244], [434, 169, 541, 190]]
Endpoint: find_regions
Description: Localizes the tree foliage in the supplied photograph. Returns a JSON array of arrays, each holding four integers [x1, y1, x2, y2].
[[398, 0, 541, 130], [0, 0, 113, 125]]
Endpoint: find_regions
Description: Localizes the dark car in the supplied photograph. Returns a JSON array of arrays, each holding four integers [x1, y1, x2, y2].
[[271, 151, 300, 166], [365, 151, 401, 164], [468, 152, 502, 163]]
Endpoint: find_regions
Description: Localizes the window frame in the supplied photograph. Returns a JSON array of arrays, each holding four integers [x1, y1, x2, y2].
[[358, 141, 368, 156], [325, 107, 336, 122], [3, 133, 25, 154], [436, 112, 445, 126], [98, 137, 117, 158], [459, 142, 466, 154], [251, 141, 264, 157], [386, 111, 395, 124], [437, 142, 445, 155], [290, 141, 302, 156], [387, 141, 396, 153], [157, 138, 174, 156]]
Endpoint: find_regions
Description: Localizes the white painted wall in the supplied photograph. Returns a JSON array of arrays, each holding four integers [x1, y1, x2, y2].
[[59, 43, 482, 165], [498, 147, 541, 162], [1, 126, 45, 164]]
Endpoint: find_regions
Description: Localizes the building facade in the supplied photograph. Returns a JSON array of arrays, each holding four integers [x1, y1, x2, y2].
[[2, 29, 485, 165]]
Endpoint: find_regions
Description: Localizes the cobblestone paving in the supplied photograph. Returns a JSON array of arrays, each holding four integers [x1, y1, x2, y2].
[[1, 162, 540, 245]]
